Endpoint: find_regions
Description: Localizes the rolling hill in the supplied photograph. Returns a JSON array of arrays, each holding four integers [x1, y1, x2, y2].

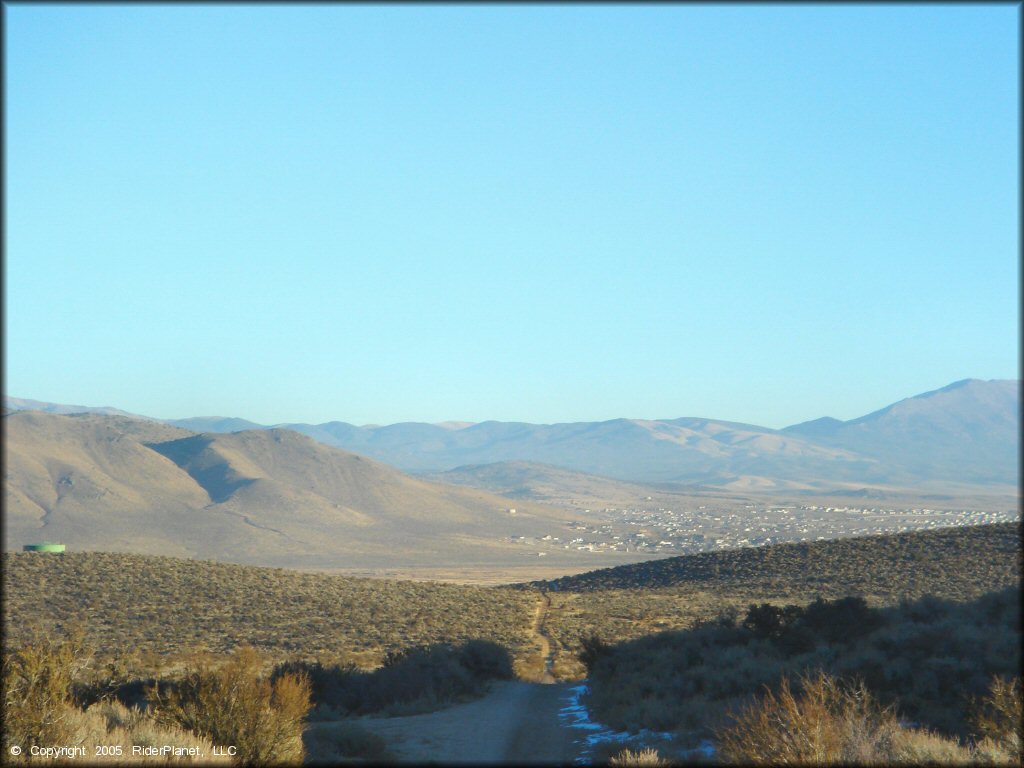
[[535, 521, 1022, 594], [2, 411, 623, 572]]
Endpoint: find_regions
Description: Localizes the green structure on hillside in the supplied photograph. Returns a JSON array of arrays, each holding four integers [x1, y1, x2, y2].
[[23, 542, 66, 553]]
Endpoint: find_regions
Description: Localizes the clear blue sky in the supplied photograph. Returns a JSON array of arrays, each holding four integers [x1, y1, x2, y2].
[[5, 4, 1019, 428]]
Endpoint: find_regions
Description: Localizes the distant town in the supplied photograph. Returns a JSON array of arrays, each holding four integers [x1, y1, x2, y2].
[[505, 503, 1020, 557]]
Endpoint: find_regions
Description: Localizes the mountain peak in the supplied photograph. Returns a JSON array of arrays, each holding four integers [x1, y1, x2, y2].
[[781, 416, 844, 437]]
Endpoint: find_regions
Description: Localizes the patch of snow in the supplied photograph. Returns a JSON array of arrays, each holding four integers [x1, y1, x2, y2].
[[557, 682, 711, 764]]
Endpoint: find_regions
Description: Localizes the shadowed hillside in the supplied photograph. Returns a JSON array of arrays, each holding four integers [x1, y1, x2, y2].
[[3, 411, 620, 572], [536, 522, 1021, 593], [582, 587, 1020, 748], [530, 523, 1021, 680]]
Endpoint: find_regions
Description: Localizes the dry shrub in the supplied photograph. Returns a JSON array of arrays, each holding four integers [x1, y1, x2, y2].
[[4, 698, 229, 764], [1, 627, 230, 764], [513, 653, 547, 682], [74, 648, 147, 707], [2, 626, 91, 751], [149, 645, 311, 765], [970, 675, 1022, 762], [715, 671, 1021, 765], [885, 728, 978, 765], [715, 672, 901, 764], [87, 699, 229, 760], [608, 747, 670, 766]]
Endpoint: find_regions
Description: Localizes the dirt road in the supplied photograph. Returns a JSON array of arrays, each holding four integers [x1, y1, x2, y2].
[[341, 680, 580, 764], [531, 590, 557, 684], [313, 592, 580, 763]]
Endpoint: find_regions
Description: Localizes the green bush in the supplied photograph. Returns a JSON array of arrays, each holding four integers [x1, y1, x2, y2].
[[742, 603, 801, 640], [270, 659, 359, 713], [802, 596, 882, 644]]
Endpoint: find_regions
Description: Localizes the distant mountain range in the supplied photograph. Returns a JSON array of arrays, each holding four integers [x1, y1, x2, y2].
[[5, 379, 1019, 493], [3, 396, 150, 419]]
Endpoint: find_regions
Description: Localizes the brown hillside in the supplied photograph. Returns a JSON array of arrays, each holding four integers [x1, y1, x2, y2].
[[3, 411, 621, 571]]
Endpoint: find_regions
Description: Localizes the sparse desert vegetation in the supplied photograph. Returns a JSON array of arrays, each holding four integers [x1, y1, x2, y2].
[[2, 553, 538, 763], [534, 522, 1020, 678], [581, 587, 1020, 757], [2, 522, 1019, 764], [2, 551, 539, 672]]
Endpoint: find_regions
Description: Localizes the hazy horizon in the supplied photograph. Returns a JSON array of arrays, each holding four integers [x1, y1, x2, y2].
[[6, 5, 1018, 429], [5, 376, 1019, 432]]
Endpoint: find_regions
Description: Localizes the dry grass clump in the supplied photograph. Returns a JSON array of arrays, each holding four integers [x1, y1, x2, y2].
[[607, 747, 671, 766], [716, 672, 902, 764], [883, 728, 982, 765], [2, 626, 91, 750], [4, 702, 229, 764], [51, 701, 229, 764], [969, 675, 1022, 762], [2, 630, 228, 764], [716, 672, 1019, 765], [148, 645, 310, 765]]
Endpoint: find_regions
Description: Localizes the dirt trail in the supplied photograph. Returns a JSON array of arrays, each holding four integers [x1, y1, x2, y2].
[[531, 590, 557, 684], [312, 593, 579, 763], [331, 680, 579, 764]]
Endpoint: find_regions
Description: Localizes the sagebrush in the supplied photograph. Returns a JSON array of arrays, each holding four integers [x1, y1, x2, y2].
[[148, 645, 311, 765]]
